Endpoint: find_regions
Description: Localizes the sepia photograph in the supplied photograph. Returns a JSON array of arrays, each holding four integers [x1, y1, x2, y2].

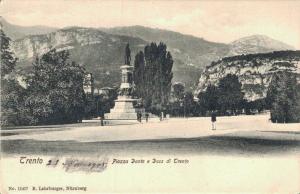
[[0, 0, 300, 193]]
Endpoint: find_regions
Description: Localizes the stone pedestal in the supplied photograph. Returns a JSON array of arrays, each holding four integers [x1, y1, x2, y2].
[[105, 96, 138, 120], [104, 65, 144, 120]]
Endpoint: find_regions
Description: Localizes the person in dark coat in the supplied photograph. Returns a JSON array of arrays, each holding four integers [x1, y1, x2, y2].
[[139, 112, 142, 123], [211, 111, 217, 130], [100, 116, 104, 126], [137, 111, 142, 123], [137, 112, 140, 122], [99, 110, 105, 126], [145, 112, 149, 122]]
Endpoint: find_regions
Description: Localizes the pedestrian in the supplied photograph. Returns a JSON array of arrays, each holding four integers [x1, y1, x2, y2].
[[138, 112, 141, 123], [137, 111, 142, 123], [160, 111, 164, 121], [100, 116, 104, 126], [211, 111, 217, 130], [145, 112, 149, 122], [100, 110, 105, 126], [137, 112, 140, 122]]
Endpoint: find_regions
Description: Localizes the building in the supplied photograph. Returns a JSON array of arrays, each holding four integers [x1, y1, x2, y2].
[[83, 73, 94, 95]]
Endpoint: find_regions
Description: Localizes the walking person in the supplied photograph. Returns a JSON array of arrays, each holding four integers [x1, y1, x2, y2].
[[211, 111, 217, 130], [160, 111, 164, 121], [100, 110, 105, 126], [137, 112, 140, 122], [145, 112, 149, 123], [139, 112, 142, 123], [137, 111, 142, 123], [100, 116, 104, 126]]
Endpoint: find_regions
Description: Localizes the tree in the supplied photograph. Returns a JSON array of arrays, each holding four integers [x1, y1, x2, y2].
[[0, 29, 17, 77], [199, 84, 219, 112], [0, 29, 27, 126], [25, 49, 86, 125], [1, 78, 30, 126], [133, 51, 145, 98], [183, 91, 195, 117], [196, 84, 219, 116], [169, 83, 185, 116], [268, 71, 300, 123], [217, 74, 244, 115], [134, 42, 173, 114], [173, 82, 185, 101]]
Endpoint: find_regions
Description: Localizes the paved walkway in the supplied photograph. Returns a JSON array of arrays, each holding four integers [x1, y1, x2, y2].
[[1, 114, 299, 143]]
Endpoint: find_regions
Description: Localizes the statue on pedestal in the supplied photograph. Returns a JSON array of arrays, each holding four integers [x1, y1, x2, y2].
[[124, 43, 131, 65], [105, 43, 143, 120]]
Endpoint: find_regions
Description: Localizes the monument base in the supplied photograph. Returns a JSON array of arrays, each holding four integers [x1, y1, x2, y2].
[[105, 96, 141, 120]]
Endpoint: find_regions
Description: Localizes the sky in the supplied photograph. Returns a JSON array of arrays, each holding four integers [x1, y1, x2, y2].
[[1, 0, 300, 48]]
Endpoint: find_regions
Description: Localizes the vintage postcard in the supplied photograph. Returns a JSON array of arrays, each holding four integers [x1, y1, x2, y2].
[[0, 0, 300, 193]]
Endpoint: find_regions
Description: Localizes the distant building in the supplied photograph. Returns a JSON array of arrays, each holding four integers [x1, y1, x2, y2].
[[94, 87, 114, 96], [83, 73, 94, 95], [16, 75, 27, 88]]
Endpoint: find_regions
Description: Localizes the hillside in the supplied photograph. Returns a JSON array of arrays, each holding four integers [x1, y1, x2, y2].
[[101, 26, 295, 89], [2, 18, 295, 90], [11, 27, 147, 88], [101, 25, 230, 69], [0, 17, 57, 40], [101, 26, 232, 89], [229, 35, 295, 56], [195, 51, 300, 101], [9, 26, 210, 89], [101, 26, 295, 67]]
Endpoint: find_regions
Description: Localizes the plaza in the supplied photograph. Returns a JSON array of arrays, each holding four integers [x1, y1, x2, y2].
[[1, 113, 300, 193], [1, 113, 299, 156]]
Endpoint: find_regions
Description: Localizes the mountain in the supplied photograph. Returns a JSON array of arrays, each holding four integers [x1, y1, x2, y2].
[[101, 26, 296, 66], [100, 26, 295, 88], [3, 19, 295, 90], [228, 35, 295, 56], [11, 27, 147, 88], [195, 51, 300, 101], [0, 17, 57, 40], [101, 25, 230, 69], [101, 26, 231, 89]]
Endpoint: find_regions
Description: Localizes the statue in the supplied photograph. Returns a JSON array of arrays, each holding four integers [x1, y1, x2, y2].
[[105, 44, 145, 121], [119, 87, 133, 96], [124, 43, 131, 65]]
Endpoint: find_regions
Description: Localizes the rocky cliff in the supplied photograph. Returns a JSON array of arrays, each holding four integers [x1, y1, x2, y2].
[[2, 17, 295, 90], [11, 27, 147, 88], [195, 51, 300, 101]]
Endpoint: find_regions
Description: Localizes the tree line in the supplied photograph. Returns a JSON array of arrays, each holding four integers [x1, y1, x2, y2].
[[1, 28, 299, 126], [266, 71, 300, 123], [1, 30, 87, 126], [168, 71, 300, 124], [1, 30, 174, 126]]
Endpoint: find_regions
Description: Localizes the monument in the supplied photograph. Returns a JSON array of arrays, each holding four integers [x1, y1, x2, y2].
[[105, 44, 141, 120]]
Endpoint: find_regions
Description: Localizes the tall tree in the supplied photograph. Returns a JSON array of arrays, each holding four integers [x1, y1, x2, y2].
[[137, 42, 173, 113], [133, 51, 145, 98], [268, 71, 300, 123], [0, 29, 17, 77], [198, 84, 219, 112], [217, 74, 244, 114], [0, 29, 26, 126]]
